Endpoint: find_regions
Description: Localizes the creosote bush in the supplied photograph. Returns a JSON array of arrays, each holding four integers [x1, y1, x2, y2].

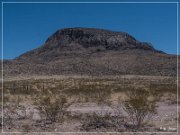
[[123, 88, 157, 130], [36, 95, 67, 123]]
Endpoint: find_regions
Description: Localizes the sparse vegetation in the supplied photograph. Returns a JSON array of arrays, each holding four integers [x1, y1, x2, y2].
[[81, 112, 113, 131], [2, 76, 178, 132], [81, 112, 125, 132], [36, 95, 68, 123], [123, 88, 157, 130]]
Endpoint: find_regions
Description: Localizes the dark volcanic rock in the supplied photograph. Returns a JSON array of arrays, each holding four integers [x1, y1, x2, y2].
[[44, 28, 163, 52], [3, 27, 178, 77], [17, 28, 162, 61]]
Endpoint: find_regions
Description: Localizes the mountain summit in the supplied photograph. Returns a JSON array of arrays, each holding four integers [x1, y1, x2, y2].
[[4, 28, 177, 77], [17, 27, 163, 62]]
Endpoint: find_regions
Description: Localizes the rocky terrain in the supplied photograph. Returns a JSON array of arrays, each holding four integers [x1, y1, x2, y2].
[[3, 27, 178, 78]]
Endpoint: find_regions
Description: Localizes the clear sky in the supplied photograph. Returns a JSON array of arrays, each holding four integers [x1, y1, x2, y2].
[[1, 1, 178, 59]]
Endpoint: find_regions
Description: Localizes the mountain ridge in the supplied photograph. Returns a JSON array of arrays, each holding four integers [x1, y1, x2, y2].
[[3, 27, 177, 77], [16, 27, 165, 62]]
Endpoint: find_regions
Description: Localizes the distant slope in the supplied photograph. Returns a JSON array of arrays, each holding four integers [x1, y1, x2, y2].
[[3, 27, 178, 77]]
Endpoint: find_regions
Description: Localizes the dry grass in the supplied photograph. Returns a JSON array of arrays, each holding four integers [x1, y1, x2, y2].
[[1, 76, 178, 132]]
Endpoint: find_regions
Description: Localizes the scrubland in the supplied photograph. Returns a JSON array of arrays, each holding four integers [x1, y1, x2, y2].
[[0, 75, 179, 133]]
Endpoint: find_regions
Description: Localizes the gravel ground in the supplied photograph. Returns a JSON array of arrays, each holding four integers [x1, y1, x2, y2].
[[1, 101, 179, 133]]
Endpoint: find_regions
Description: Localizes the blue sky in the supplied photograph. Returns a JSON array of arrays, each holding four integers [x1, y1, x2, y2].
[[1, 1, 178, 59]]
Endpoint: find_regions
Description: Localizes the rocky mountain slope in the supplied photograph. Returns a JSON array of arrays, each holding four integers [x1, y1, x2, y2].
[[3, 28, 178, 77]]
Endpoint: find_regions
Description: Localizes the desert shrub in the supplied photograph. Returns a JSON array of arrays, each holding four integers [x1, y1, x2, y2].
[[81, 112, 125, 132], [36, 95, 67, 123], [81, 112, 114, 131], [123, 88, 157, 130]]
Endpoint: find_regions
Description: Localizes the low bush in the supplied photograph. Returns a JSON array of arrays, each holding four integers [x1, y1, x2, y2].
[[81, 112, 125, 131], [123, 88, 157, 130], [36, 95, 68, 123]]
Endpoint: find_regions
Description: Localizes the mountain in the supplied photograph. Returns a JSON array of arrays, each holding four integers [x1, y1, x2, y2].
[[3, 27, 178, 77]]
